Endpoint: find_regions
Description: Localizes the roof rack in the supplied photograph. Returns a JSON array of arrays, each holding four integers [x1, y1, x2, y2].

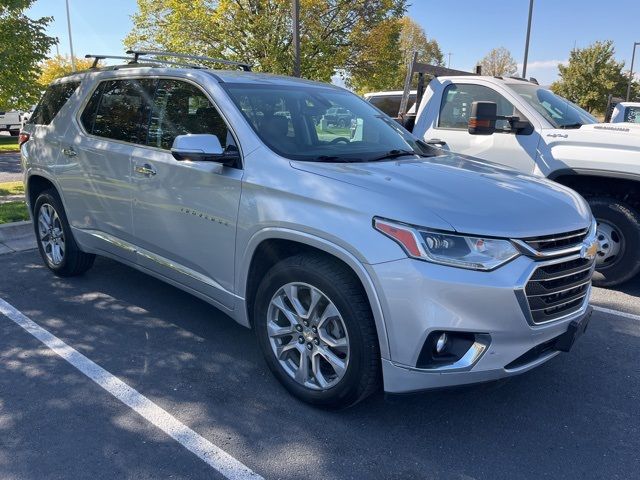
[[85, 54, 135, 69], [398, 52, 481, 118], [126, 50, 252, 71]]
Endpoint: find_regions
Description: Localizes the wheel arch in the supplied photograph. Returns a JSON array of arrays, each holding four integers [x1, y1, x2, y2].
[[26, 173, 59, 213], [237, 228, 391, 360], [549, 169, 640, 208]]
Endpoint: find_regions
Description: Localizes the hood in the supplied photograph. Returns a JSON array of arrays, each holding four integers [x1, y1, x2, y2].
[[291, 154, 592, 239]]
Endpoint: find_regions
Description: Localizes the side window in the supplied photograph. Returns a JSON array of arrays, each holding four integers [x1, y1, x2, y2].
[[29, 81, 81, 125], [438, 84, 516, 131], [625, 107, 640, 124], [81, 79, 156, 144], [147, 79, 232, 150]]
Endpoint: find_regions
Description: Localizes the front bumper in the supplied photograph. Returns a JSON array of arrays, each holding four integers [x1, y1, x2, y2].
[[367, 255, 592, 394]]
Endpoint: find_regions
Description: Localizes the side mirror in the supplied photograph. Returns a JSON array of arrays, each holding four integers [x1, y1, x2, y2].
[[468, 101, 497, 135], [171, 134, 237, 165]]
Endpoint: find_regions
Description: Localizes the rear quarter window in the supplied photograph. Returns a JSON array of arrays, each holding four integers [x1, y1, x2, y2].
[[29, 81, 81, 125]]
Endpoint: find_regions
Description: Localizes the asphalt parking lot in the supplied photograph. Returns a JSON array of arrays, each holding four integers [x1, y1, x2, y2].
[[0, 153, 21, 183], [0, 248, 638, 480]]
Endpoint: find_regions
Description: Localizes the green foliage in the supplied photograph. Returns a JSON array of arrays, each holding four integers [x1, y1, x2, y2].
[[125, 0, 416, 92], [551, 40, 640, 114], [38, 56, 97, 86], [0, 136, 19, 152], [0, 201, 29, 224], [0, 0, 56, 110], [477, 47, 517, 76]]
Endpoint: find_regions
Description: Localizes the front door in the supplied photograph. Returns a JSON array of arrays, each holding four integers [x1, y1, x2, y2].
[[131, 78, 243, 308], [424, 83, 540, 174]]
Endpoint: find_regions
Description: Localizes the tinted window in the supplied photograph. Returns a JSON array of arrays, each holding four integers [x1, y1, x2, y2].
[[368, 94, 416, 117], [147, 79, 231, 150], [29, 81, 80, 125], [438, 84, 516, 130], [81, 79, 156, 143]]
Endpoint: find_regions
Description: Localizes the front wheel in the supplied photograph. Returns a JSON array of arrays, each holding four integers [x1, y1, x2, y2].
[[34, 189, 95, 277], [253, 253, 380, 408], [588, 197, 640, 287]]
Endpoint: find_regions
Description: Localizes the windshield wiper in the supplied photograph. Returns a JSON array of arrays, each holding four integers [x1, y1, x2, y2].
[[366, 149, 425, 162], [558, 123, 583, 129]]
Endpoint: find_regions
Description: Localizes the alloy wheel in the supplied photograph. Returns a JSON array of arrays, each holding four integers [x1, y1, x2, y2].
[[267, 282, 350, 390], [38, 203, 65, 266]]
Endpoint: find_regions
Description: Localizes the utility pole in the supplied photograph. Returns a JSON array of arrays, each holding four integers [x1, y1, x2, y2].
[[522, 0, 534, 78], [447, 52, 452, 68], [65, 0, 76, 71], [292, 0, 300, 77], [627, 42, 640, 101]]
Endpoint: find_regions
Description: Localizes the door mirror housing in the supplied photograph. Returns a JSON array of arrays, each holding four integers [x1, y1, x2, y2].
[[171, 134, 237, 166], [468, 101, 497, 135]]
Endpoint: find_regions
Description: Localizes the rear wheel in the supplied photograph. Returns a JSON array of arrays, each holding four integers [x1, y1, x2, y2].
[[588, 197, 640, 287], [9, 130, 19, 137], [254, 253, 380, 408], [34, 189, 95, 277]]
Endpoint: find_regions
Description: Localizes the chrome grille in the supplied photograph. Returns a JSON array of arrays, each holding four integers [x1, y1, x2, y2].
[[525, 256, 594, 324], [522, 228, 589, 253]]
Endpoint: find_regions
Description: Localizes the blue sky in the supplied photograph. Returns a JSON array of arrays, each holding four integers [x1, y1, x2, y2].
[[28, 0, 640, 86]]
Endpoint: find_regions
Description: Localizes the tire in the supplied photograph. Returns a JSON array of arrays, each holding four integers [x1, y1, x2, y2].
[[254, 253, 380, 408], [588, 196, 640, 287], [9, 130, 19, 137], [33, 189, 95, 277]]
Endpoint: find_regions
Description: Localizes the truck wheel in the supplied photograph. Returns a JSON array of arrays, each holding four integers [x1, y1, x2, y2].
[[34, 189, 95, 277], [9, 130, 19, 137], [588, 197, 640, 287], [253, 253, 380, 408]]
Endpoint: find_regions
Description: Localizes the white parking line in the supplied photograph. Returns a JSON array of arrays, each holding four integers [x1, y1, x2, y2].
[[592, 305, 640, 322], [0, 297, 263, 480]]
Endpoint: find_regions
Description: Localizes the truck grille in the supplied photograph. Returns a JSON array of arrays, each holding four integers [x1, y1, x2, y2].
[[525, 256, 594, 324], [522, 228, 589, 253]]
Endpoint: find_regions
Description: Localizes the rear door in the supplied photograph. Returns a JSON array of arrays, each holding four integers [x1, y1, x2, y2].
[[130, 78, 243, 308], [60, 78, 156, 260], [421, 82, 540, 173]]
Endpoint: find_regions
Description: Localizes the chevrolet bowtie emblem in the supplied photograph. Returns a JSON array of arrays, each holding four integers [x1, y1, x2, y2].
[[581, 240, 599, 261]]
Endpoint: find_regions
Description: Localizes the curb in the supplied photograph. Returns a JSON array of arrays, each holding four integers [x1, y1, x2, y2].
[[0, 220, 36, 254]]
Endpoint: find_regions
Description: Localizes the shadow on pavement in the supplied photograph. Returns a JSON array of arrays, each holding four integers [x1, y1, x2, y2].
[[0, 251, 638, 479]]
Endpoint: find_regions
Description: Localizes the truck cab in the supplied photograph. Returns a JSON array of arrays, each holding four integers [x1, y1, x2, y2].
[[610, 102, 640, 124], [388, 62, 640, 287]]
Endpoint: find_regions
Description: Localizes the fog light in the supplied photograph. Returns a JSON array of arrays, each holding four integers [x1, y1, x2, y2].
[[435, 332, 448, 354]]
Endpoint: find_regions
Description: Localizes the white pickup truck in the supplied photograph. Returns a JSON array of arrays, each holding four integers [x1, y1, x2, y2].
[[610, 102, 640, 124], [0, 110, 23, 136], [368, 64, 640, 287]]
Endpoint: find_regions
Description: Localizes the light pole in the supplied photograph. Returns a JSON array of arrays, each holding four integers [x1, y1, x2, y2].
[[522, 0, 534, 78], [292, 0, 300, 77], [65, 0, 76, 71], [627, 42, 640, 101]]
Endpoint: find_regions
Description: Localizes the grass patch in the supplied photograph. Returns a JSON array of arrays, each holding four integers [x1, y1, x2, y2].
[[0, 181, 24, 196], [0, 201, 29, 224], [0, 136, 19, 152]]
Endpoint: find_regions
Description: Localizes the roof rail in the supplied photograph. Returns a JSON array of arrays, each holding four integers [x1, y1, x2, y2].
[[126, 50, 252, 71], [85, 54, 135, 68]]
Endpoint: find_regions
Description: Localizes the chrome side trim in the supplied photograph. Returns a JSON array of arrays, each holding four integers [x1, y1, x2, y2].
[[81, 229, 242, 300]]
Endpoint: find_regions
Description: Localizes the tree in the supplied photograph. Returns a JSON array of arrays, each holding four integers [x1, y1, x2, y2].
[[551, 41, 640, 113], [398, 16, 443, 71], [38, 56, 97, 86], [0, 0, 56, 110], [125, 0, 406, 91], [477, 47, 517, 77]]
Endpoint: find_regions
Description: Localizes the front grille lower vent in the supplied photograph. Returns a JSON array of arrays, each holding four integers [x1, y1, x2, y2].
[[523, 228, 589, 253], [525, 257, 594, 324]]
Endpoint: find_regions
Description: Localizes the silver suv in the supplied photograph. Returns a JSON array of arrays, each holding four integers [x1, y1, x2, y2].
[[21, 54, 598, 407]]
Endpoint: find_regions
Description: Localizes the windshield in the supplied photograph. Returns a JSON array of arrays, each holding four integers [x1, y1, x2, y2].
[[224, 83, 432, 162], [625, 106, 640, 123], [509, 84, 598, 128]]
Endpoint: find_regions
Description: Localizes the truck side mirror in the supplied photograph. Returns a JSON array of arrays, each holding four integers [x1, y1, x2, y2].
[[468, 101, 497, 135]]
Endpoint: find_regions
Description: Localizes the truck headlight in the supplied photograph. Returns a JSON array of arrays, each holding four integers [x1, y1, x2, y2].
[[374, 218, 519, 271]]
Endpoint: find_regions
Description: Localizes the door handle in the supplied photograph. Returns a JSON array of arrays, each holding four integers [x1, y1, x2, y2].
[[134, 164, 157, 176], [61, 147, 77, 157]]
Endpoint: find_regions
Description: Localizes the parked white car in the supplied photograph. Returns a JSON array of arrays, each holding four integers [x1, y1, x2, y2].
[[383, 73, 640, 287], [610, 102, 640, 124], [0, 110, 22, 136]]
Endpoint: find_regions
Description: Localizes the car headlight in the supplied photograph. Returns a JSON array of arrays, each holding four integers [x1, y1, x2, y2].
[[374, 218, 520, 271]]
